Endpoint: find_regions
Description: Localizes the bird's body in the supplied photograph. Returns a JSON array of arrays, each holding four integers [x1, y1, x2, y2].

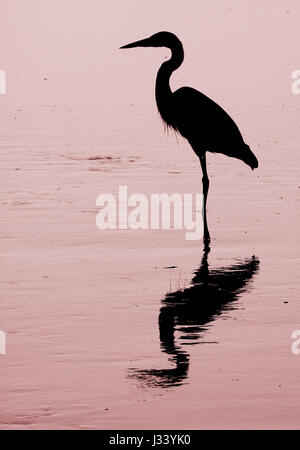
[[120, 31, 258, 243], [162, 86, 257, 169]]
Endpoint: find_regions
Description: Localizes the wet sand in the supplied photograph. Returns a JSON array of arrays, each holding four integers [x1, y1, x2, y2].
[[0, 100, 299, 429]]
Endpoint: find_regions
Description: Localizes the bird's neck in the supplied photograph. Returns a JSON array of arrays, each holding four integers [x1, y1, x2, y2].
[[155, 41, 184, 123]]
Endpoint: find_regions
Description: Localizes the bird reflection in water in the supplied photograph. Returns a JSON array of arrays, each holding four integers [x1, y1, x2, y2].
[[129, 248, 259, 388]]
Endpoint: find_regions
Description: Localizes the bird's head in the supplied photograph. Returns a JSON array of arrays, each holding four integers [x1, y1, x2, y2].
[[120, 31, 180, 50]]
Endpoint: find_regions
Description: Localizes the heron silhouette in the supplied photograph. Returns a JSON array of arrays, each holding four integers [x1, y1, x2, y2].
[[120, 32, 258, 243]]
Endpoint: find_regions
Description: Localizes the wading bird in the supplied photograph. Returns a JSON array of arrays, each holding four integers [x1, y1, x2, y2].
[[120, 32, 258, 244]]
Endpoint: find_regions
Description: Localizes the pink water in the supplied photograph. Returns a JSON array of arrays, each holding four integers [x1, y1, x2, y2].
[[0, 0, 300, 429]]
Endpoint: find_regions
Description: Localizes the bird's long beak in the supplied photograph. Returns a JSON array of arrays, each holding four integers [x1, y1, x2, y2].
[[120, 38, 151, 49]]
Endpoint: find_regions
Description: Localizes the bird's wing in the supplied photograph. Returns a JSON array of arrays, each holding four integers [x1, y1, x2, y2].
[[172, 87, 244, 148]]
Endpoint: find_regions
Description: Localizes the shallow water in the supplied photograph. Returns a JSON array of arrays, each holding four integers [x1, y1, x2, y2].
[[0, 100, 299, 429], [1, 0, 300, 430]]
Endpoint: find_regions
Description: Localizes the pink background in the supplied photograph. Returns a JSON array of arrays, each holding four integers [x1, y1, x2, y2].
[[0, 0, 300, 429]]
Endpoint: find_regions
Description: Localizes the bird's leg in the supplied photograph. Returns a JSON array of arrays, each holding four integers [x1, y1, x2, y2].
[[199, 153, 210, 244]]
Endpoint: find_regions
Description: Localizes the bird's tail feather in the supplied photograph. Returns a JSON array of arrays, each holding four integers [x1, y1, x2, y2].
[[240, 144, 258, 170]]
